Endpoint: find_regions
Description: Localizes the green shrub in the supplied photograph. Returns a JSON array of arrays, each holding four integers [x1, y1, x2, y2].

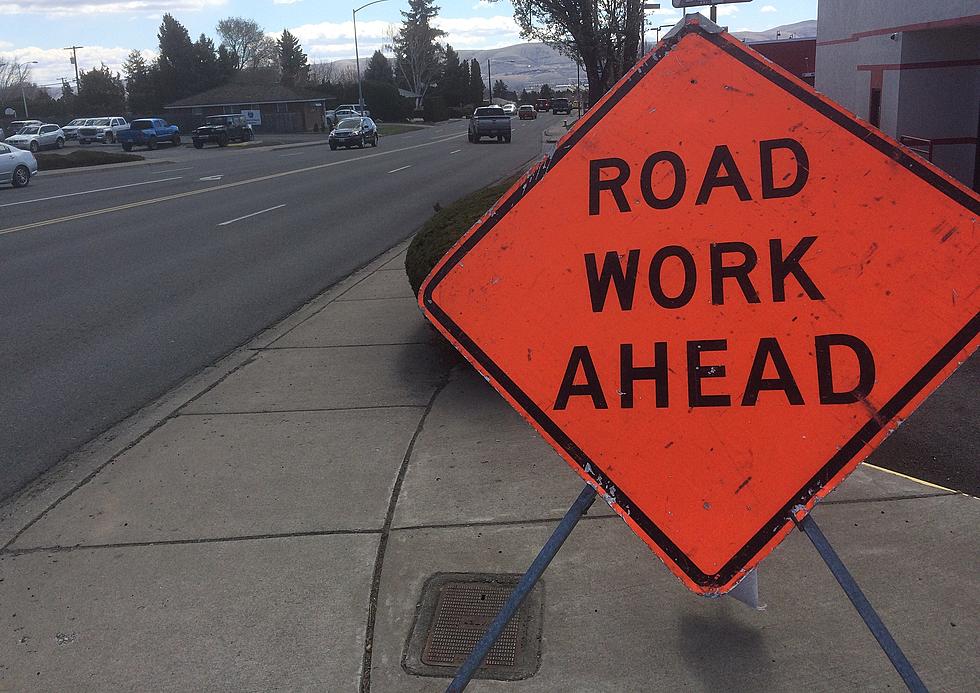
[[422, 95, 449, 122], [363, 79, 414, 122], [405, 175, 519, 296]]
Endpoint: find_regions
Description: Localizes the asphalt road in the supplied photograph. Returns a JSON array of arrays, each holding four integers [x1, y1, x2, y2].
[[0, 116, 561, 500]]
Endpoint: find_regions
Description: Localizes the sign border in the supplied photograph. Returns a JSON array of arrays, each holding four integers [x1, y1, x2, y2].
[[422, 19, 980, 589]]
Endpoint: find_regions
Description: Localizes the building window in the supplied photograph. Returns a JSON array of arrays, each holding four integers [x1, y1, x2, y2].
[[869, 87, 882, 128], [276, 102, 288, 113]]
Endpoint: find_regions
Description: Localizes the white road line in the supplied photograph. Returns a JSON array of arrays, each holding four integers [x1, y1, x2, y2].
[[280, 151, 307, 157], [0, 132, 466, 237], [152, 167, 194, 174], [217, 204, 286, 227], [0, 177, 184, 209], [449, 149, 462, 154], [388, 165, 412, 174]]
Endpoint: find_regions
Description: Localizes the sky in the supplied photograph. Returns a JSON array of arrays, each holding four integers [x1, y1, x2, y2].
[[1, 1, 818, 90]]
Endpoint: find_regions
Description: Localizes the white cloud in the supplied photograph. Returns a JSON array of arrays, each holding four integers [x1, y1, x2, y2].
[[0, 0, 224, 17], [716, 5, 740, 17], [295, 14, 523, 61], [472, 0, 493, 8], [761, 4, 777, 12], [273, 0, 301, 4], [0, 44, 155, 88]]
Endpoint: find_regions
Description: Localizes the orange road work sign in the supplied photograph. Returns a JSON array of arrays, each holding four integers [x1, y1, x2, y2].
[[419, 16, 979, 595]]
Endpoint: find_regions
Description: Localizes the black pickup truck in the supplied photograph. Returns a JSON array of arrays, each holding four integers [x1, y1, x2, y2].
[[192, 115, 253, 148], [468, 106, 512, 143]]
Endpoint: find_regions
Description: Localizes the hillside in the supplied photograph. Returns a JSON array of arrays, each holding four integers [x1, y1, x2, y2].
[[320, 20, 817, 93]]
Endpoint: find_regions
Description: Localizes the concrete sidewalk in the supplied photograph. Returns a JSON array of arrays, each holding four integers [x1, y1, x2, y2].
[[0, 240, 976, 691]]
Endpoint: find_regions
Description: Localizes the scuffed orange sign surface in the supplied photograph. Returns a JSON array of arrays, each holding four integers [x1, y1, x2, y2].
[[420, 19, 979, 594]]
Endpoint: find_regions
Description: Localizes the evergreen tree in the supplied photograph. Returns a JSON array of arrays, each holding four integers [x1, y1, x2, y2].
[[468, 58, 485, 104], [539, 83, 553, 99], [459, 59, 470, 104], [519, 88, 530, 104], [492, 79, 509, 99], [192, 34, 223, 94], [123, 50, 159, 113], [440, 44, 465, 106], [278, 29, 309, 86], [364, 50, 394, 84], [156, 14, 196, 104], [217, 45, 237, 81], [392, 0, 446, 109], [75, 64, 127, 115]]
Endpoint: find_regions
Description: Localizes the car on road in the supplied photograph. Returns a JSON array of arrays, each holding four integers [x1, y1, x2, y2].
[[551, 97, 571, 115], [518, 105, 537, 120], [192, 114, 253, 148], [468, 106, 511, 143], [78, 117, 129, 144], [328, 117, 379, 149], [501, 103, 517, 115], [0, 141, 38, 187], [118, 118, 181, 151], [4, 123, 65, 152], [535, 98, 551, 112], [61, 118, 94, 141]]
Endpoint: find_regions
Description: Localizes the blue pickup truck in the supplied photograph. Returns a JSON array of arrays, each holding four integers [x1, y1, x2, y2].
[[118, 118, 181, 151]]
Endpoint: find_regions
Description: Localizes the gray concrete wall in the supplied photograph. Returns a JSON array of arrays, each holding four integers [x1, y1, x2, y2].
[[816, 0, 979, 187]]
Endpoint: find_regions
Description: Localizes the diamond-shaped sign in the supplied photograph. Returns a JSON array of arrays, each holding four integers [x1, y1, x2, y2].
[[420, 17, 979, 595]]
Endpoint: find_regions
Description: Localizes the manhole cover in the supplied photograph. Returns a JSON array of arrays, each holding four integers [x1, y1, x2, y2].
[[403, 573, 544, 680]]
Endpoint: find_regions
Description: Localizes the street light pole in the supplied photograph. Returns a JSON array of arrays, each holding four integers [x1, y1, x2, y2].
[[20, 60, 39, 119], [487, 59, 491, 104], [353, 0, 391, 112]]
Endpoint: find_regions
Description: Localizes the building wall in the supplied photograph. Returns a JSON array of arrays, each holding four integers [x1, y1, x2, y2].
[[816, 0, 979, 188], [165, 101, 327, 133], [749, 39, 816, 84]]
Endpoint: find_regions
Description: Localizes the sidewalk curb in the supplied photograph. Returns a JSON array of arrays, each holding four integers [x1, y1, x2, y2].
[[0, 239, 413, 549]]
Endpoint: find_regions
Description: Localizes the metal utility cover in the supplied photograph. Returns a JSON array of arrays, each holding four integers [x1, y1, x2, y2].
[[420, 16, 979, 595], [404, 573, 543, 680]]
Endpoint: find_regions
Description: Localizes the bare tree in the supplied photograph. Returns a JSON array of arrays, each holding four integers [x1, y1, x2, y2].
[[499, 0, 643, 105], [0, 58, 33, 110], [216, 17, 269, 72]]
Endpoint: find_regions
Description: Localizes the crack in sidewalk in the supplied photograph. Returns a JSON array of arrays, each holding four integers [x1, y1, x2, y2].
[[0, 527, 382, 557], [359, 375, 449, 693]]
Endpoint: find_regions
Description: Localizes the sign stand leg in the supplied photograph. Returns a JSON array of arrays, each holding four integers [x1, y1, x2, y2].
[[446, 484, 598, 693], [794, 513, 927, 692]]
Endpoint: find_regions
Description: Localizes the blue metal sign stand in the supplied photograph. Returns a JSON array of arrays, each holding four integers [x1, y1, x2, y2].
[[444, 486, 929, 692], [446, 483, 597, 693], [794, 512, 928, 692]]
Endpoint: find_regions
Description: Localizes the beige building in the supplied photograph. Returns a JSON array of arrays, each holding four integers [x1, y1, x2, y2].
[[816, 0, 979, 190]]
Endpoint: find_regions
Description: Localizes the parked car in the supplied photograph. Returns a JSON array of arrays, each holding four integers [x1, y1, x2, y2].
[[328, 117, 379, 149], [0, 141, 38, 187], [535, 98, 551, 112], [326, 104, 371, 128], [192, 114, 253, 148], [6, 120, 43, 136], [551, 97, 571, 115], [4, 123, 65, 152], [518, 105, 537, 120], [78, 117, 129, 144], [118, 118, 181, 151], [501, 103, 518, 115], [468, 106, 511, 143], [61, 118, 94, 141]]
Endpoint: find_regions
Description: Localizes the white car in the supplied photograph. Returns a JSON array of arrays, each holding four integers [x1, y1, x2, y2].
[[62, 118, 94, 140], [0, 141, 38, 187], [78, 116, 129, 144], [501, 103, 518, 115], [4, 123, 65, 152]]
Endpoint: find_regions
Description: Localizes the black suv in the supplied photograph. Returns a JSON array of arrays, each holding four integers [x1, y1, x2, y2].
[[328, 117, 379, 150], [192, 115, 253, 148], [551, 98, 571, 115]]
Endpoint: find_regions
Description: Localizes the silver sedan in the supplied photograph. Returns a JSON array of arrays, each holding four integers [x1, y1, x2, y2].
[[0, 142, 38, 187]]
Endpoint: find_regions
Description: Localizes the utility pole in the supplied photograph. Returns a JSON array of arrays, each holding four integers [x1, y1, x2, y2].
[[486, 59, 491, 104], [64, 46, 83, 91]]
